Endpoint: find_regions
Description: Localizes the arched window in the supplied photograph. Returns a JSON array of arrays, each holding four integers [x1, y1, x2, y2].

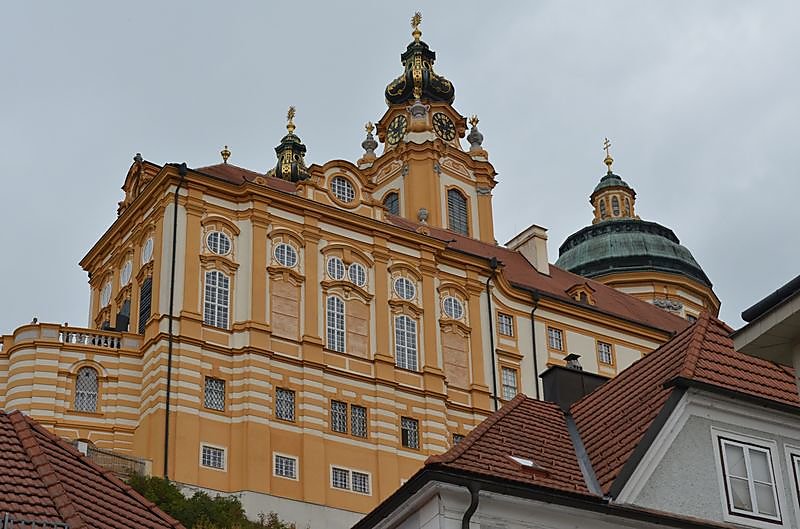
[[326, 295, 345, 352], [204, 270, 230, 329], [611, 196, 620, 216], [599, 199, 607, 218], [395, 315, 418, 371], [623, 197, 631, 216], [447, 189, 469, 236], [75, 367, 98, 412], [383, 192, 400, 216]]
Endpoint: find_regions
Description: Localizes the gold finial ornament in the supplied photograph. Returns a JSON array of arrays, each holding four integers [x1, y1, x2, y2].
[[469, 115, 479, 127], [365, 121, 374, 134], [603, 137, 614, 173], [220, 145, 231, 163], [286, 106, 297, 134], [411, 11, 422, 41]]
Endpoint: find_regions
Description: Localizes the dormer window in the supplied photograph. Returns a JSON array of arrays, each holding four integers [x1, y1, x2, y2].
[[447, 188, 468, 236], [383, 192, 400, 215], [331, 176, 355, 204]]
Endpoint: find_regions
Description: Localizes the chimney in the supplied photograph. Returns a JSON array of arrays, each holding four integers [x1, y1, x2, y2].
[[540, 354, 609, 412], [506, 224, 550, 275]]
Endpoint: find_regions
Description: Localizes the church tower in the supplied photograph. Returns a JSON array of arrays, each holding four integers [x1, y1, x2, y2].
[[556, 140, 720, 320]]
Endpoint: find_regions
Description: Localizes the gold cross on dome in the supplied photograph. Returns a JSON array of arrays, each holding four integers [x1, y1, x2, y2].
[[603, 137, 612, 157], [411, 12, 422, 30]]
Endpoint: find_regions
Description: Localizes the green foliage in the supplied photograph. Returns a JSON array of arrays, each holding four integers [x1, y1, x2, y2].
[[127, 474, 296, 529]]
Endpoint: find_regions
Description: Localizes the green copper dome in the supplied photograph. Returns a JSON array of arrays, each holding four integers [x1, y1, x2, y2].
[[555, 219, 712, 288], [593, 172, 631, 194]]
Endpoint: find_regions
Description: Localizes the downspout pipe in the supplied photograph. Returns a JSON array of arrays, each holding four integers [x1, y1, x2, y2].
[[530, 292, 541, 400], [486, 257, 499, 411], [164, 162, 187, 479], [461, 483, 481, 529]]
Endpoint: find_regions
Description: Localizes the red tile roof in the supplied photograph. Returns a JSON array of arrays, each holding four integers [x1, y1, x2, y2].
[[425, 395, 593, 496], [571, 312, 800, 495], [0, 410, 185, 529], [194, 163, 297, 193]]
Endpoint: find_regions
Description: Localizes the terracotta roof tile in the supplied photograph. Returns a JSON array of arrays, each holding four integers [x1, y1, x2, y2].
[[194, 163, 297, 193], [425, 395, 593, 496], [571, 312, 800, 495], [0, 410, 185, 529]]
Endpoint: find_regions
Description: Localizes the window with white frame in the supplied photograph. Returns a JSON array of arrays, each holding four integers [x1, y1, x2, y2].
[[352, 471, 370, 494], [718, 437, 781, 522], [273, 454, 297, 479], [331, 467, 350, 489], [394, 315, 418, 371], [204, 377, 225, 411], [501, 367, 518, 401], [326, 295, 346, 352], [497, 313, 514, 336], [331, 400, 348, 433], [327, 256, 346, 280], [331, 176, 355, 203], [442, 296, 464, 320], [200, 445, 225, 470], [141, 237, 154, 263], [203, 270, 230, 329], [100, 281, 112, 307], [393, 277, 416, 301], [330, 467, 371, 494], [401, 416, 419, 449], [74, 367, 99, 412], [274, 243, 298, 268], [597, 341, 613, 365], [120, 260, 132, 287], [547, 327, 564, 351], [206, 231, 232, 256], [351, 405, 367, 438], [275, 388, 295, 421], [348, 263, 367, 287]]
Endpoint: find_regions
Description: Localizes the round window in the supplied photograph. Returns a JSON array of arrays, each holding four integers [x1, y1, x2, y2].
[[348, 263, 367, 287], [327, 257, 345, 280], [120, 260, 132, 286], [274, 243, 298, 268], [206, 231, 232, 256], [141, 237, 154, 263], [393, 277, 416, 301], [100, 282, 112, 307], [442, 296, 464, 320], [330, 176, 355, 203]]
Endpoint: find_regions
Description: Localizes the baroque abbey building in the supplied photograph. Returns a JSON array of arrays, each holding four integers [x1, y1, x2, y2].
[[0, 16, 718, 529]]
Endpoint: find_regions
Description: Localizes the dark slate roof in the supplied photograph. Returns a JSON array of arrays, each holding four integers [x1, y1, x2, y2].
[[0, 410, 185, 529]]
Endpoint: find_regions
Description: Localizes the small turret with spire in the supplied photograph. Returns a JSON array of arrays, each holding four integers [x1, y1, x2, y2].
[[268, 106, 309, 182], [590, 138, 638, 224]]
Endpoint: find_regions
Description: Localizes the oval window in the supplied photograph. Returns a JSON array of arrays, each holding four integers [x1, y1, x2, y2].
[[274, 243, 298, 268], [348, 263, 367, 287], [120, 260, 132, 286], [141, 237, 154, 263], [442, 296, 464, 320], [393, 277, 416, 301], [327, 257, 346, 280], [206, 231, 232, 256], [331, 176, 356, 203], [100, 282, 112, 307]]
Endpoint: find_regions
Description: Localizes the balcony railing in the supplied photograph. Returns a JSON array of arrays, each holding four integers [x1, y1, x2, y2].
[[59, 328, 121, 349], [1, 513, 68, 529], [0, 323, 141, 354], [78, 443, 150, 477]]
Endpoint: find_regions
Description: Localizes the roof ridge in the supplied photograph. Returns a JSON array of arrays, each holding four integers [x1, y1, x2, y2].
[[426, 394, 528, 465], [677, 312, 713, 379], [8, 411, 87, 529], [20, 414, 186, 529]]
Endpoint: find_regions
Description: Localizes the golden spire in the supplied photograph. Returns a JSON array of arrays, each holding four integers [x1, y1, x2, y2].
[[603, 137, 614, 173], [411, 12, 422, 41], [469, 115, 479, 127], [220, 145, 231, 164], [365, 121, 374, 134], [286, 106, 296, 134]]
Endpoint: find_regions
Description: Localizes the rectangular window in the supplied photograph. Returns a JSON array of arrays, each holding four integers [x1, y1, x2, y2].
[[200, 445, 225, 470], [138, 276, 152, 334], [597, 341, 613, 365], [273, 454, 297, 479], [401, 417, 419, 449], [331, 467, 349, 490], [351, 405, 368, 438], [501, 367, 518, 401], [497, 313, 514, 337], [395, 315, 418, 371], [203, 270, 230, 329], [547, 327, 564, 351], [204, 377, 225, 411], [326, 296, 346, 352], [275, 388, 295, 421], [718, 438, 780, 522], [352, 471, 370, 494], [331, 400, 348, 433]]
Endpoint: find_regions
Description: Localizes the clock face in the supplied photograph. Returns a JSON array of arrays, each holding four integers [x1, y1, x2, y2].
[[432, 112, 456, 141], [387, 115, 408, 145]]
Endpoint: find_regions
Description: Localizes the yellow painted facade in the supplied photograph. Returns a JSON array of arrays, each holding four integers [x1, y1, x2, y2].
[[0, 18, 692, 528]]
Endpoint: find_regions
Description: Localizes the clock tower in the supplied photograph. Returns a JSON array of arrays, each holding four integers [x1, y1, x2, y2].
[[368, 13, 497, 244]]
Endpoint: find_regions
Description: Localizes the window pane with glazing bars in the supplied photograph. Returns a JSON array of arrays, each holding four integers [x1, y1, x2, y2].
[[331, 400, 348, 433], [351, 405, 367, 438], [720, 439, 780, 520], [204, 377, 225, 411], [547, 327, 563, 350], [383, 192, 399, 215], [274, 454, 297, 479], [75, 367, 98, 412], [597, 341, 613, 365], [501, 367, 518, 401], [326, 296, 345, 352], [332, 467, 349, 489], [201, 445, 225, 469], [497, 313, 513, 336], [447, 189, 468, 236], [395, 315, 418, 371], [204, 270, 229, 329], [401, 417, 419, 449], [352, 471, 370, 494], [276, 388, 295, 421]]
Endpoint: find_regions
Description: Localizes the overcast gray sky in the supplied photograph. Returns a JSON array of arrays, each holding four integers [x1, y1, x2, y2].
[[1, 1, 798, 334]]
